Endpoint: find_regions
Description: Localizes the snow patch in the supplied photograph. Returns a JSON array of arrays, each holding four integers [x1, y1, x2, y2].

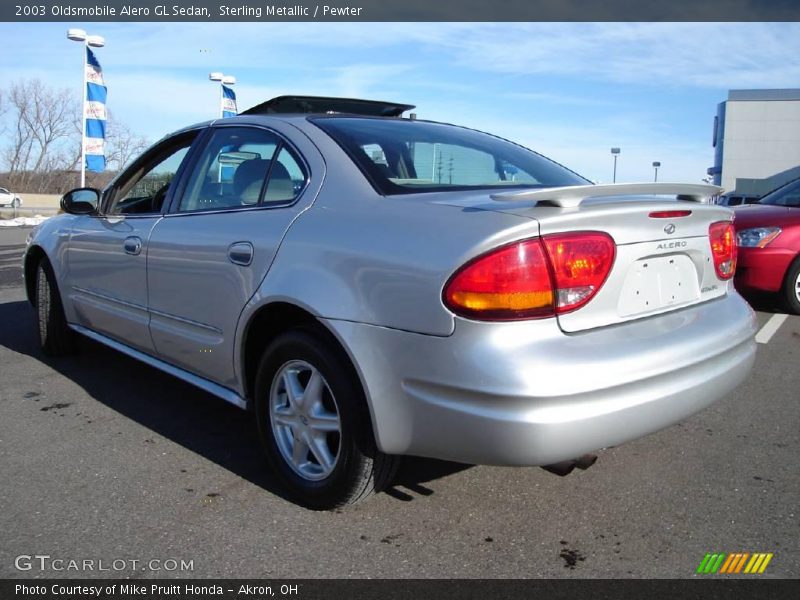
[[0, 215, 52, 227]]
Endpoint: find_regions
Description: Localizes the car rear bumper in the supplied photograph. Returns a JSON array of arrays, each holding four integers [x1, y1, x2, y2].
[[735, 246, 795, 293], [325, 291, 757, 466]]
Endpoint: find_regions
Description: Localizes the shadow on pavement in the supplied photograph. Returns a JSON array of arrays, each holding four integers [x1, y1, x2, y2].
[[0, 297, 471, 507], [738, 290, 789, 314]]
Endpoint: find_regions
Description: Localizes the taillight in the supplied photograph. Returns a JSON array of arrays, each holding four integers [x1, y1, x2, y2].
[[709, 221, 736, 280], [542, 233, 616, 313], [443, 238, 554, 320], [443, 232, 615, 321]]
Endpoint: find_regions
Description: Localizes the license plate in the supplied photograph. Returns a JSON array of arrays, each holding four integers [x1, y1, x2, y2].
[[617, 254, 700, 317]]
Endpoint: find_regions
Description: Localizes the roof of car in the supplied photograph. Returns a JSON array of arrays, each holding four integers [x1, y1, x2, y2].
[[241, 95, 415, 118]]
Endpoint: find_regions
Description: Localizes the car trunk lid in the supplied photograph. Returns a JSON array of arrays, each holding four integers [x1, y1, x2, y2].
[[489, 183, 732, 332]]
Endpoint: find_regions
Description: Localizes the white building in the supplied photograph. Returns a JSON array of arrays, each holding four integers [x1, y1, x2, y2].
[[709, 89, 800, 193]]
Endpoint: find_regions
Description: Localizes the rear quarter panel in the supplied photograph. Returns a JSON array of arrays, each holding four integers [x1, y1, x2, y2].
[[249, 178, 539, 337]]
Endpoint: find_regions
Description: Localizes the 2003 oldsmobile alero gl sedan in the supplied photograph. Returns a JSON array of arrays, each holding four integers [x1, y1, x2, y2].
[[23, 96, 757, 509]]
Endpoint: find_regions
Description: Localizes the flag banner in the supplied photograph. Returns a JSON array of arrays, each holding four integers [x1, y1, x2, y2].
[[222, 84, 237, 118], [85, 101, 107, 121], [84, 47, 107, 173], [85, 119, 106, 139]]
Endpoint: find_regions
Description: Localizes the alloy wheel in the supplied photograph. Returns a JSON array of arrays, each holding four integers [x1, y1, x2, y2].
[[269, 360, 342, 481], [795, 271, 800, 303]]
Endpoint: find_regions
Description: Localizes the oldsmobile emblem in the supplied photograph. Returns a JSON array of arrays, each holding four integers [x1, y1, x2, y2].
[[664, 223, 676, 235]]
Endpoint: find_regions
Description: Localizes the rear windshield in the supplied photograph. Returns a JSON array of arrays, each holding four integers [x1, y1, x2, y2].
[[760, 179, 800, 207], [312, 117, 588, 195]]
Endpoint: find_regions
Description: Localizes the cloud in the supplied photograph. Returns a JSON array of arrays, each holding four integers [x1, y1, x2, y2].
[[434, 23, 800, 89]]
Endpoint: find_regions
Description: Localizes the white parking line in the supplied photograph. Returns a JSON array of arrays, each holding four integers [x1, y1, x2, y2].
[[755, 314, 789, 344]]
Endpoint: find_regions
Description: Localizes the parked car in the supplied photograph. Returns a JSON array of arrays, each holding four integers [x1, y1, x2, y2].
[[734, 177, 800, 313], [23, 96, 757, 509], [717, 192, 760, 207], [0, 187, 22, 207]]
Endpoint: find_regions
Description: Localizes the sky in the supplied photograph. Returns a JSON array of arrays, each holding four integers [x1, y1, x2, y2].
[[1, 21, 799, 184]]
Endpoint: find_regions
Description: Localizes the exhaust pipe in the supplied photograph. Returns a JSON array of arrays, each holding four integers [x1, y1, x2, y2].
[[541, 454, 598, 477]]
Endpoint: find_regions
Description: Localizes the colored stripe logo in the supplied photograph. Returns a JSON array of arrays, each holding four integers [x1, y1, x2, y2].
[[696, 552, 773, 574]]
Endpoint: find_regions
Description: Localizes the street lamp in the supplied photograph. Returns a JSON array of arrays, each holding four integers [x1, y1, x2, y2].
[[209, 72, 236, 118], [652, 161, 661, 182], [68, 29, 105, 187], [610, 148, 621, 183]]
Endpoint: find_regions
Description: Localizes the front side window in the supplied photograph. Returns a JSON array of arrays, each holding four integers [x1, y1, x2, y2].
[[312, 117, 588, 195], [107, 134, 196, 215], [177, 127, 306, 213]]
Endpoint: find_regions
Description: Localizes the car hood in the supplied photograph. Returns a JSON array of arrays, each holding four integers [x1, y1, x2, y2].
[[733, 204, 800, 229]]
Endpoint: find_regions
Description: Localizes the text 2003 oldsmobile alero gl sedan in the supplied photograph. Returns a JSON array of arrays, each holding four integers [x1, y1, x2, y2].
[[24, 96, 757, 509]]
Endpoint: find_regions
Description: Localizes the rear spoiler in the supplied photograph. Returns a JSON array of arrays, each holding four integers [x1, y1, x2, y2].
[[242, 95, 415, 117], [490, 183, 723, 208]]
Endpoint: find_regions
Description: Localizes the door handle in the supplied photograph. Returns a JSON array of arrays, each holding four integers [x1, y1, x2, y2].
[[228, 242, 254, 266], [123, 236, 143, 255]]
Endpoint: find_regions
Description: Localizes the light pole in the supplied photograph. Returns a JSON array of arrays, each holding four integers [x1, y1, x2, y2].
[[209, 72, 236, 118], [652, 161, 661, 182], [610, 147, 620, 183], [68, 29, 105, 188]]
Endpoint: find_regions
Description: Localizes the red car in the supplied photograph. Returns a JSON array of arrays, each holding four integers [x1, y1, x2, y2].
[[733, 178, 800, 313]]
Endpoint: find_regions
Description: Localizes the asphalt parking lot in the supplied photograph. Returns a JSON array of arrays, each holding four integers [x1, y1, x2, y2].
[[0, 227, 798, 579]]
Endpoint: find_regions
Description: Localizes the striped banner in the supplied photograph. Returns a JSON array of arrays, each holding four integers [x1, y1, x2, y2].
[[696, 552, 774, 574], [221, 84, 237, 118], [85, 47, 107, 172]]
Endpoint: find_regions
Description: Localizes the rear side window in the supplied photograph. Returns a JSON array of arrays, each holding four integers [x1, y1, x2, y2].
[[177, 127, 306, 213], [312, 117, 588, 195]]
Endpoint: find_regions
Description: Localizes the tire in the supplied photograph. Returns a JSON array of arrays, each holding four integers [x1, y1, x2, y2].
[[254, 328, 398, 510], [34, 260, 76, 356], [12, 197, 20, 208], [782, 258, 800, 315]]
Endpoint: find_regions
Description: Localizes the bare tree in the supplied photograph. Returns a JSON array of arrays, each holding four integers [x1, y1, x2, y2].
[[0, 90, 7, 137], [106, 112, 150, 171], [1, 78, 149, 194], [3, 80, 77, 192]]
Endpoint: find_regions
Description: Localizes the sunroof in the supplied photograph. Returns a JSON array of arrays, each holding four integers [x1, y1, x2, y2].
[[241, 95, 415, 117]]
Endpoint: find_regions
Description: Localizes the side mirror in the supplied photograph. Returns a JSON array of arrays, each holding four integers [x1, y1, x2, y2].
[[61, 188, 100, 215]]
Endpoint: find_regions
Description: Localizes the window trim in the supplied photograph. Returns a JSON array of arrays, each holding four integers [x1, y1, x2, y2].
[[100, 128, 206, 218], [164, 123, 311, 217]]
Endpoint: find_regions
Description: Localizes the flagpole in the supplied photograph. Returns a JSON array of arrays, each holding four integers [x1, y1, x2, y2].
[[80, 41, 87, 187], [69, 29, 105, 188]]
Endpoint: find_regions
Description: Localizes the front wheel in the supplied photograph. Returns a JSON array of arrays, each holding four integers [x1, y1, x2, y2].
[[254, 329, 397, 510], [782, 258, 800, 315], [12, 197, 21, 208], [34, 260, 75, 355]]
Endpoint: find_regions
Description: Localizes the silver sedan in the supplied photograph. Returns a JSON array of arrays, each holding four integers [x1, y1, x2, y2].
[[23, 96, 757, 509]]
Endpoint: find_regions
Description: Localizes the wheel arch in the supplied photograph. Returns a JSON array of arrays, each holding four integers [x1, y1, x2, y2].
[[24, 245, 48, 306], [781, 252, 800, 309], [240, 302, 378, 442]]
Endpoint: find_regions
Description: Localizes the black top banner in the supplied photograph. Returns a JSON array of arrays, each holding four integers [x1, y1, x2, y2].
[[3, 0, 800, 22]]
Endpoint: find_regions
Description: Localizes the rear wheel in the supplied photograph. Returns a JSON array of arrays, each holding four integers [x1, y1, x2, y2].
[[782, 258, 800, 315], [12, 197, 21, 208], [34, 260, 75, 355], [254, 329, 397, 510]]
